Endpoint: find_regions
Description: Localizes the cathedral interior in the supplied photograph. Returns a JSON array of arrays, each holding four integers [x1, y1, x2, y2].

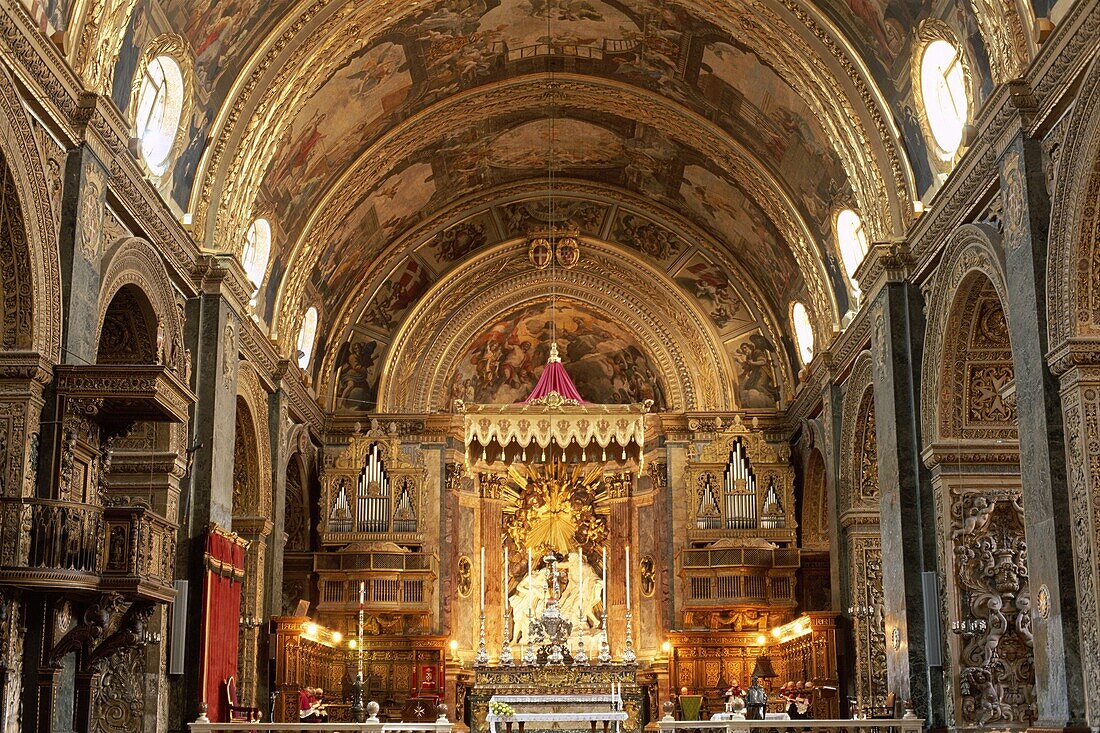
[[0, 0, 1099, 731]]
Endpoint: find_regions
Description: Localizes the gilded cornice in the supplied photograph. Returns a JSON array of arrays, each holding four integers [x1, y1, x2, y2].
[[907, 0, 1100, 283], [0, 2, 202, 294], [274, 75, 838, 348]]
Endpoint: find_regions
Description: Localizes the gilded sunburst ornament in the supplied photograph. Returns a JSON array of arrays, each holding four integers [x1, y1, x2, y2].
[[502, 460, 607, 554]]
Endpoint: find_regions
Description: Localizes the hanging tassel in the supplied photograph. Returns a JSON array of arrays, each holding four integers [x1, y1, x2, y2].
[[541, 449, 546, 462], [522, 448, 527, 461], [482, 447, 487, 461], [602, 448, 607, 461], [621, 448, 627, 460], [581, 448, 586, 461]]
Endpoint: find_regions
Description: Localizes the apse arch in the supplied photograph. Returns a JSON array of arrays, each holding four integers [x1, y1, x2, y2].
[[375, 240, 747, 413], [0, 66, 62, 361], [270, 75, 842, 346], [1047, 54, 1100, 353], [317, 179, 789, 380]]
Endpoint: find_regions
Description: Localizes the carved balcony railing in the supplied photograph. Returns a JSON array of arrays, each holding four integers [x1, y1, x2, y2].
[[0, 497, 103, 589], [679, 546, 800, 611], [0, 497, 177, 601], [101, 505, 178, 602]]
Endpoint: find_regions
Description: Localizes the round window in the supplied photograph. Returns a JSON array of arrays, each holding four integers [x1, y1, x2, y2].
[[134, 55, 185, 175], [919, 39, 969, 157]]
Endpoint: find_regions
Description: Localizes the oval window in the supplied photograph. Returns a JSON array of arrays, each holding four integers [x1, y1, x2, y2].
[[242, 218, 272, 290], [836, 208, 869, 293], [134, 55, 185, 175], [919, 39, 969, 157], [791, 302, 815, 366], [297, 306, 319, 369]]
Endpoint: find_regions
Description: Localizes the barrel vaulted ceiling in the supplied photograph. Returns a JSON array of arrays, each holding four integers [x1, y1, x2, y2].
[[45, 0, 1034, 411]]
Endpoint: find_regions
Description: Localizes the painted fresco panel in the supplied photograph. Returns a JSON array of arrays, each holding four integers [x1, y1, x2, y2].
[[673, 253, 754, 334], [448, 299, 667, 409], [332, 331, 388, 412], [724, 330, 782, 409]]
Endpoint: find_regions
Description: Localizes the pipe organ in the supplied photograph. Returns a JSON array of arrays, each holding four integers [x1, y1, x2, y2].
[[679, 416, 799, 629], [357, 442, 392, 533], [317, 430, 435, 634], [723, 439, 757, 529]]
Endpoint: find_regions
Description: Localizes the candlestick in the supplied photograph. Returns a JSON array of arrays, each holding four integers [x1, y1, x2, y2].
[[480, 546, 486, 611], [622, 608, 637, 664], [574, 548, 588, 665], [500, 546, 513, 665], [625, 545, 631, 611], [598, 610, 611, 664], [475, 611, 489, 665], [523, 605, 536, 665]]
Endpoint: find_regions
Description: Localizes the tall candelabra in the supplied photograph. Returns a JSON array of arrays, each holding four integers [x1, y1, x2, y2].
[[573, 613, 589, 665], [522, 606, 537, 664], [475, 612, 489, 665], [597, 611, 611, 664], [500, 607, 514, 665], [622, 609, 637, 664]]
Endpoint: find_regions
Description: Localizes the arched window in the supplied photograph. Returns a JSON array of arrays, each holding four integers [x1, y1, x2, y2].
[[791, 302, 815, 366], [919, 39, 969, 157], [134, 55, 185, 175], [836, 208, 869, 293], [242, 218, 272, 290], [297, 306, 318, 369]]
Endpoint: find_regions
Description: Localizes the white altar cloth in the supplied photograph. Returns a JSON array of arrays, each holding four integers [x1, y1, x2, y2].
[[487, 695, 627, 733], [709, 713, 789, 722]]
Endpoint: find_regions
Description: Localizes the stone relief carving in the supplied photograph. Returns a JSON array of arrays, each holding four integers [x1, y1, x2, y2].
[[951, 490, 1035, 725]]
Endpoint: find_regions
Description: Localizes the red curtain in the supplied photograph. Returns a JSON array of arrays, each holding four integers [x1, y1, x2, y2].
[[199, 526, 247, 722]]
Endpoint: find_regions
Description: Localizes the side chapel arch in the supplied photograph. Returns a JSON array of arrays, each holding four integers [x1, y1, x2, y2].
[[233, 362, 274, 708], [838, 351, 887, 710], [920, 225, 1035, 727], [0, 66, 62, 361], [1045, 52, 1100, 725]]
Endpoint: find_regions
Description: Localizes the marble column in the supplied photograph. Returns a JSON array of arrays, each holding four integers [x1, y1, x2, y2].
[[173, 256, 246, 724], [261, 386, 292, 711], [861, 246, 945, 725], [998, 132, 1087, 731]]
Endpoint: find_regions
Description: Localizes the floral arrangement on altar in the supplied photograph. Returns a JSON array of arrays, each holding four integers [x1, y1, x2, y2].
[[489, 702, 516, 719]]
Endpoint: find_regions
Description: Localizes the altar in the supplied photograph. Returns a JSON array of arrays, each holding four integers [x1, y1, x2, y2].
[[470, 664, 640, 733]]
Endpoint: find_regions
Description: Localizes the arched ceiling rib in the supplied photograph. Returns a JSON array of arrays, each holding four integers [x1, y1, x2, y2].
[[320, 179, 789, 371], [269, 75, 840, 346], [186, 0, 914, 262]]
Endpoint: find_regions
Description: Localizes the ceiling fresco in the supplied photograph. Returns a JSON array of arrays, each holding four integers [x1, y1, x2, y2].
[[39, 0, 1032, 414]]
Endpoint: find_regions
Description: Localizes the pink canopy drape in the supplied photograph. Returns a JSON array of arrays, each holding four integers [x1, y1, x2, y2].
[[523, 359, 585, 404]]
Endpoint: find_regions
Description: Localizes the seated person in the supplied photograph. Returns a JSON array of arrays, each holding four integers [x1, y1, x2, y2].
[[299, 687, 329, 722]]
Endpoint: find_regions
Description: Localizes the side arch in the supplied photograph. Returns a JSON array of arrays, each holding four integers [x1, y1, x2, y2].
[[1048, 53, 1100, 352], [98, 237, 186, 373], [0, 65, 62, 360], [920, 224, 1010, 444]]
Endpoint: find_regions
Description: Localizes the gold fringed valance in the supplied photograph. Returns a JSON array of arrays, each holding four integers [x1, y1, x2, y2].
[[456, 398, 651, 467]]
